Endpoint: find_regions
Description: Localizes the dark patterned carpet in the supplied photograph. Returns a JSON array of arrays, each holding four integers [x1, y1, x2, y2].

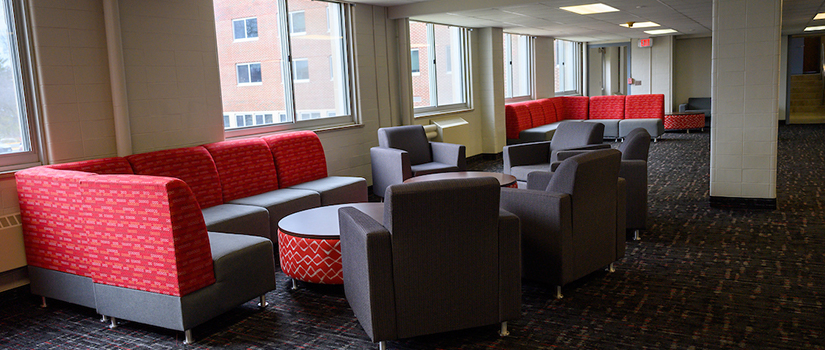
[[1, 125, 824, 349]]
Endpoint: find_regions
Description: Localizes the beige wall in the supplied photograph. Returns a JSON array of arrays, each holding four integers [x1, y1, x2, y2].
[[674, 36, 712, 110], [630, 37, 674, 112]]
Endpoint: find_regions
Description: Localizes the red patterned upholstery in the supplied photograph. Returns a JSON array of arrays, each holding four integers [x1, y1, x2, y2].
[[82, 175, 216, 297], [46, 157, 134, 174], [539, 99, 558, 123], [204, 139, 280, 202], [15, 167, 95, 276], [625, 94, 665, 119], [505, 103, 533, 139], [526, 101, 547, 126], [664, 113, 705, 130], [278, 230, 343, 284], [561, 96, 590, 120], [262, 131, 328, 188], [589, 95, 626, 120], [127, 146, 223, 209]]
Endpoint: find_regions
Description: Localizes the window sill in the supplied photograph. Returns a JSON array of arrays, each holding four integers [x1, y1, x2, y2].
[[414, 106, 473, 119]]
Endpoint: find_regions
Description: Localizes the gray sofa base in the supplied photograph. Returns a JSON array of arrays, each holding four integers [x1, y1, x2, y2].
[[29, 267, 96, 309], [619, 119, 664, 139]]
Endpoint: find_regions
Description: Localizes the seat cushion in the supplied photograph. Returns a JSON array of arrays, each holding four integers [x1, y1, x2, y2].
[[290, 176, 368, 205], [228, 188, 320, 237], [410, 162, 459, 177], [582, 119, 620, 138], [509, 164, 551, 182], [518, 122, 567, 143], [202, 203, 271, 240]]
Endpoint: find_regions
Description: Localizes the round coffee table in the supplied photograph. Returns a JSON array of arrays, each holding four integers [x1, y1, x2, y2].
[[403, 171, 517, 188], [278, 203, 383, 288]]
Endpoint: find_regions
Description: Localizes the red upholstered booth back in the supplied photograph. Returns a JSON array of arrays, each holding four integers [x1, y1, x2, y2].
[[204, 138, 280, 202], [46, 157, 134, 175], [589, 95, 626, 119], [82, 175, 215, 297], [561, 96, 590, 120], [505, 103, 533, 139], [262, 131, 328, 188], [526, 101, 548, 126], [127, 146, 224, 209], [539, 99, 558, 124], [625, 94, 664, 119], [15, 167, 95, 276]]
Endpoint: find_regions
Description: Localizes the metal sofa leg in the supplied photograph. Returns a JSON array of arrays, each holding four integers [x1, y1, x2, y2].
[[291, 279, 298, 290], [499, 321, 510, 336], [183, 329, 194, 345], [633, 229, 640, 241], [606, 263, 615, 273], [258, 295, 269, 308], [108, 317, 118, 329], [40, 296, 47, 308], [378, 341, 387, 350], [100, 315, 109, 323], [555, 286, 563, 299]]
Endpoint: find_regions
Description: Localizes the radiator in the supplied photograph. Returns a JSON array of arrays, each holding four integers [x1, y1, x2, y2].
[[430, 117, 470, 145], [0, 213, 26, 273]]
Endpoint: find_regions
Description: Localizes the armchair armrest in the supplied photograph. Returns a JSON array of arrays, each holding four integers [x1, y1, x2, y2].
[[526, 170, 554, 191], [551, 144, 611, 163], [503, 141, 552, 174], [678, 103, 687, 113], [370, 147, 412, 197], [338, 206, 397, 342], [430, 141, 466, 170], [500, 188, 572, 286], [497, 208, 521, 321]]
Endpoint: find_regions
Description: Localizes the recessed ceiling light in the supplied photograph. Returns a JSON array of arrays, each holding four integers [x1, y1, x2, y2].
[[804, 25, 825, 31], [560, 3, 620, 15], [620, 21, 660, 28], [815, 13, 825, 20], [644, 29, 677, 35]]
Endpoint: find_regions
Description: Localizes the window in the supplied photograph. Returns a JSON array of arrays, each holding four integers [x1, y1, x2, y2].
[[408, 21, 469, 114], [233, 17, 258, 41], [237, 63, 262, 84], [555, 39, 581, 95], [214, 0, 353, 134], [293, 58, 308, 82], [504, 33, 532, 100], [0, 0, 40, 171], [289, 11, 305, 35]]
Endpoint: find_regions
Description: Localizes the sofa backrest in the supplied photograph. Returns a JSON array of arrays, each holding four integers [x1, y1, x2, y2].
[[15, 167, 96, 277], [560, 96, 590, 120], [82, 175, 216, 297], [687, 97, 711, 110], [505, 103, 533, 139], [45, 157, 134, 174], [526, 101, 548, 126], [204, 138, 281, 202], [262, 131, 329, 188], [589, 95, 626, 120], [625, 94, 664, 119], [126, 146, 224, 209], [539, 99, 559, 124]]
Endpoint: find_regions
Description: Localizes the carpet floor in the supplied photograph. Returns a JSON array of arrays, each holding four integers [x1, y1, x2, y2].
[[1, 125, 823, 349]]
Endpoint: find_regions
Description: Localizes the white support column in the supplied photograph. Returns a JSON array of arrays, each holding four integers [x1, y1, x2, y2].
[[709, 0, 781, 209], [102, 0, 132, 157]]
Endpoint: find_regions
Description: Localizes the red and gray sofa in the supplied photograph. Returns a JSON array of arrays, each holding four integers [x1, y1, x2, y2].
[[505, 94, 665, 143], [15, 130, 367, 343]]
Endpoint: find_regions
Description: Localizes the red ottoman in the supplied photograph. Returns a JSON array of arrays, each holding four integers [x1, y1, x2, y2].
[[664, 112, 705, 132], [277, 203, 383, 288]]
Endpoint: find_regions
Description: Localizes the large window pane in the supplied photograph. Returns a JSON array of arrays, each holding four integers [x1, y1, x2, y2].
[[409, 21, 430, 107], [555, 39, 580, 95], [0, 0, 34, 162], [409, 21, 468, 112], [504, 33, 531, 99], [434, 26, 462, 105]]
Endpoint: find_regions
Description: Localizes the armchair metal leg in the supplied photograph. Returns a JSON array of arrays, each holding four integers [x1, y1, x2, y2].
[[108, 317, 118, 329], [499, 321, 510, 336], [40, 296, 47, 308], [183, 329, 194, 345], [378, 341, 387, 350], [555, 286, 563, 299], [258, 295, 268, 308]]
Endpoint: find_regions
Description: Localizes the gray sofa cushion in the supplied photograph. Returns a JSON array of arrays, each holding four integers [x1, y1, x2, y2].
[[290, 176, 367, 206], [509, 164, 551, 183], [202, 203, 271, 239], [582, 119, 620, 139], [619, 118, 664, 138], [517, 121, 569, 143], [227, 188, 320, 240]]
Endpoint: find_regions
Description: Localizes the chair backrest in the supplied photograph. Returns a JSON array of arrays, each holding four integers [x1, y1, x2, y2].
[[377, 125, 432, 165], [383, 177, 501, 338], [547, 149, 621, 275], [550, 121, 604, 151], [618, 128, 651, 162]]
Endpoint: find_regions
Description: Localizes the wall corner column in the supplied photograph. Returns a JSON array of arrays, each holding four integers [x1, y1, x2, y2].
[[103, 0, 132, 157]]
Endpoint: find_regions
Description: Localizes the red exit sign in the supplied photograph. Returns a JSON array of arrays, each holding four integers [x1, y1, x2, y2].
[[639, 38, 653, 48]]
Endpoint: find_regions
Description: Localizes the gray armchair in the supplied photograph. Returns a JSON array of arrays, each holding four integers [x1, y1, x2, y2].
[[370, 125, 466, 197], [503, 121, 608, 188], [339, 177, 521, 349], [679, 97, 711, 126], [500, 149, 626, 299]]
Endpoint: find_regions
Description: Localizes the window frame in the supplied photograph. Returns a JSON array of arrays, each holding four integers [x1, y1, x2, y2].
[[555, 39, 582, 96], [223, 0, 356, 138], [409, 21, 471, 118], [0, 0, 41, 173], [232, 17, 258, 42], [504, 33, 533, 103]]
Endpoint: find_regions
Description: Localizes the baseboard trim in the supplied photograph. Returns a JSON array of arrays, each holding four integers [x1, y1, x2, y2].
[[709, 196, 777, 210]]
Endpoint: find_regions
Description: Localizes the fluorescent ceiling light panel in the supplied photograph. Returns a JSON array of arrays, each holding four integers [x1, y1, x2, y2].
[[644, 29, 677, 35], [814, 13, 825, 20], [619, 21, 659, 28], [804, 25, 825, 31], [560, 3, 620, 15]]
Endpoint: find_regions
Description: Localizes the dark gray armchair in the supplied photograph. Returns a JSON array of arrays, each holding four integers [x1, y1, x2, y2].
[[370, 125, 466, 197], [679, 97, 711, 126], [500, 149, 626, 299], [339, 178, 521, 349], [503, 121, 608, 188]]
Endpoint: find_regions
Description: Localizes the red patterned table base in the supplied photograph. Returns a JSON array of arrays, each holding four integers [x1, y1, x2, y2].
[[664, 113, 704, 130], [278, 230, 343, 284]]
